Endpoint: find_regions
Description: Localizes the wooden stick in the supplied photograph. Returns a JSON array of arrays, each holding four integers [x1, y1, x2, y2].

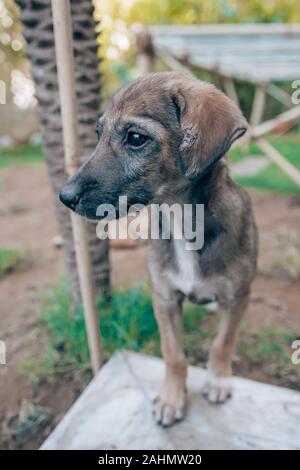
[[223, 77, 239, 105], [51, 0, 102, 374], [155, 46, 194, 77], [184, 55, 269, 86], [250, 85, 267, 127], [256, 138, 300, 187], [267, 83, 293, 108], [251, 105, 300, 140], [132, 24, 155, 76]]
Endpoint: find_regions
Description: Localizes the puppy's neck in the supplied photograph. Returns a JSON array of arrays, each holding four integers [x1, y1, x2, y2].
[[176, 159, 229, 207], [154, 160, 227, 252]]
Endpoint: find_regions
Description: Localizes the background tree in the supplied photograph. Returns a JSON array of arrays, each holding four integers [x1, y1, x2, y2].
[[16, 0, 110, 305]]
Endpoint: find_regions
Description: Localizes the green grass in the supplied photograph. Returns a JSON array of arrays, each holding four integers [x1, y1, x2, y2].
[[0, 248, 24, 277], [27, 279, 206, 376], [239, 327, 295, 366], [229, 134, 300, 194], [0, 144, 44, 170], [24, 279, 300, 392]]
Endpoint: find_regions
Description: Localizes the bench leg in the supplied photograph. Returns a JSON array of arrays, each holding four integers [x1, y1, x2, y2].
[[250, 84, 267, 127], [223, 77, 239, 106]]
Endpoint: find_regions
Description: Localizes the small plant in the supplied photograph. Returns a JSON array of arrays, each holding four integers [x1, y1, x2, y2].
[[238, 325, 300, 388], [0, 248, 24, 278], [31, 279, 205, 376]]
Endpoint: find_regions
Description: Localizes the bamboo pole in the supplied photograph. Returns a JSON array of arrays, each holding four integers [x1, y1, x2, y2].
[[51, 0, 102, 374]]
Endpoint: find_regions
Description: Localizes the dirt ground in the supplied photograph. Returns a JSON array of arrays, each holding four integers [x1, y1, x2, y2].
[[0, 164, 299, 449]]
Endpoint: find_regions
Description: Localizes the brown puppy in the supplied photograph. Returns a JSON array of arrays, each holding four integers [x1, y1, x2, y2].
[[60, 72, 258, 427]]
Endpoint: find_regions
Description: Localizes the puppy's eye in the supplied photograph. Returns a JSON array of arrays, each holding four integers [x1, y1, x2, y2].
[[126, 131, 148, 148]]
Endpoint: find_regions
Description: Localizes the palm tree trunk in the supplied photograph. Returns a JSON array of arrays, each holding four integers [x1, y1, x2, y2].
[[16, 0, 110, 305]]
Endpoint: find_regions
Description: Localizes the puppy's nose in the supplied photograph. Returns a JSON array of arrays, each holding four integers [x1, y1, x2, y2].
[[59, 186, 81, 210]]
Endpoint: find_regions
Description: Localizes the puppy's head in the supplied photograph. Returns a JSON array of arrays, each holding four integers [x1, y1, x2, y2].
[[60, 71, 247, 219]]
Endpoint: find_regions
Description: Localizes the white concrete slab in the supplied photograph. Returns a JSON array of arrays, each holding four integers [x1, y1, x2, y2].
[[41, 351, 300, 450]]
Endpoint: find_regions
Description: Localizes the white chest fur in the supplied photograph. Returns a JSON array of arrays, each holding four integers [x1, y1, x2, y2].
[[167, 238, 201, 296]]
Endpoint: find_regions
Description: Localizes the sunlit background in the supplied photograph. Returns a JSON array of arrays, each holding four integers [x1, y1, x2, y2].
[[0, 0, 300, 145]]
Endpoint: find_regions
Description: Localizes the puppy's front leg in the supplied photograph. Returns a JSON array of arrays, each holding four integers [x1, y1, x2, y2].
[[152, 292, 187, 427], [202, 293, 249, 403]]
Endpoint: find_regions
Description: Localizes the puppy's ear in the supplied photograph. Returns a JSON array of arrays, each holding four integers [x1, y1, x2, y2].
[[171, 81, 247, 180]]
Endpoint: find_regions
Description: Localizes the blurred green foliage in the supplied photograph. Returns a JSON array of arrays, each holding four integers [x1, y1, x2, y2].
[[0, 0, 27, 98], [97, 0, 300, 25], [4, 1, 300, 114], [0, 1, 24, 65], [94, 0, 300, 100], [0, 144, 43, 169]]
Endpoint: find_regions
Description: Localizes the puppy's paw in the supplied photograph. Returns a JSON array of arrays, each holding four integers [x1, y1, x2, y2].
[[202, 373, 232, 404], [152, 386, 187, 427]]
